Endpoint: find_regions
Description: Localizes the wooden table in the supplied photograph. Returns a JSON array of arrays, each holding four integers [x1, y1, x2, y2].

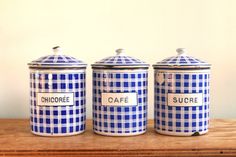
[[0, 119, 235, 157]]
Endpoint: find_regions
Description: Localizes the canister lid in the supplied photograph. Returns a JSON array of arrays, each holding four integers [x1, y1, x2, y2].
[[28, 46, 87, 68], [92, 49, 149, 68], [153, 48, 211, 69]]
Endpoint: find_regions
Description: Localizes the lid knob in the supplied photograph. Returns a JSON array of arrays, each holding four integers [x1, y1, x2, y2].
[[116, 48, 125, 56], [53, 46, 62, 55], [176, 48, 186, 55]]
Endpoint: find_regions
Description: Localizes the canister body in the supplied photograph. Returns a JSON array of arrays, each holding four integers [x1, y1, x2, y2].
[[92, 69, 148, 136], [30, 69, 86, 136], [154, 69, 210, 136]]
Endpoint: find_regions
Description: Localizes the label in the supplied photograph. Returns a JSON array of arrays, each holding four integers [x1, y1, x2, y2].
[[37, 93, 74, 106], [167, 93, 203, 106], [101, 93, 137, 106]]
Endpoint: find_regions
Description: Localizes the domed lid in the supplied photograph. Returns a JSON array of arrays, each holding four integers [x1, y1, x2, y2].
[[28, 46, 87, 68], [92, 48, 149, 68], [153, 48, 211, 69]]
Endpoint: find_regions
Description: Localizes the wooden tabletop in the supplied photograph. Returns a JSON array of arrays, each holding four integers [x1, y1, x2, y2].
[[0, 119, 235, 157]]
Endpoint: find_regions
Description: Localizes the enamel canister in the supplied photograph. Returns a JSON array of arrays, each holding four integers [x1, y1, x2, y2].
[[92, 49, 149, 136], [153, 48, 211, 136], [28, 46, 87, 136]]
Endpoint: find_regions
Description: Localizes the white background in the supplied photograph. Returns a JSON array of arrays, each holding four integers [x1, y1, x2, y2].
[[0, 0, 235, 118]]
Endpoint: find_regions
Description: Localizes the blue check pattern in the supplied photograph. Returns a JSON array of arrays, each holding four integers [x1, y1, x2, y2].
[[93, 70, 148, 135], [154, 71, 210, 134], [30, 55, 86, 67], [30, 71, 86, 135], [94, 55, 148, 66], [155, 55, 209, 66]]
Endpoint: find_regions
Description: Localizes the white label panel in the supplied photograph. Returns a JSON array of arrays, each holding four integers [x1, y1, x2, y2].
[[37, 93, 74, 106], [167, 93, 203, 106], [101, 93, 137, 106]]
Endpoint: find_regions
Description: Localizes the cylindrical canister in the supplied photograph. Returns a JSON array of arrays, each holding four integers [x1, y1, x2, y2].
[[153, 48, 211, 136], [91, 49, 149, 136], [28, 46, 87, 136]]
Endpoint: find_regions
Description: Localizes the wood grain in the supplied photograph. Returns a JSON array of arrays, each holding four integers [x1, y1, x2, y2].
[[0, 119, 235, 157]]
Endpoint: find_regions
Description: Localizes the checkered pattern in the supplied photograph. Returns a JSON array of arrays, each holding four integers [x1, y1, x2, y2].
[[94, 55, 148, 66], [30, 55, 86, 67], [30, 70, 86, 135], [155, 55, 210, 66], [154, 71, 210, 135], [93, 70, 148, 135]]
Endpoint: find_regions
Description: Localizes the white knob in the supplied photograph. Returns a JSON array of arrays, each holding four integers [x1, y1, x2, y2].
[[176, 48, 186, 55], [52, 46, 62, 55], [116, 48, 125, 56]]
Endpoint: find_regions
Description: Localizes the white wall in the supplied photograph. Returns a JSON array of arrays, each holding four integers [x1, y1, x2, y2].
[[0, 0, 235, 119]]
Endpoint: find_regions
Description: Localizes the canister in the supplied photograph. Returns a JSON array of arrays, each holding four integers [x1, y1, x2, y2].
[[28, 46, 87, 136], [153, 48, 211, 136], [92, 49, 149, 136]]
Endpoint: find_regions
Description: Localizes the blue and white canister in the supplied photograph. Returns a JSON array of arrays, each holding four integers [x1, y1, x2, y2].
[[92, 49, 149, 136], [153, 48, 211, 136], [28, 46, 87, 136]]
